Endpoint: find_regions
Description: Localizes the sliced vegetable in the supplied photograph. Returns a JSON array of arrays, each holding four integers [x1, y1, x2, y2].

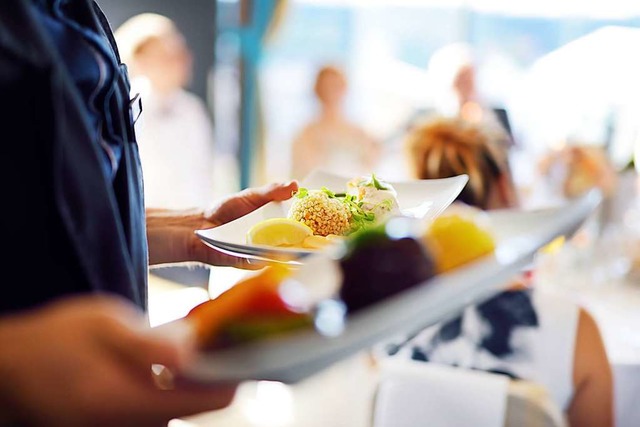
[[217, 314, 315, 347], [187, 265, 297, 348]]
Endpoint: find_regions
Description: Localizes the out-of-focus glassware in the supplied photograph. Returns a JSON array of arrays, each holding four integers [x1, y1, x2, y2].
[[534, 211, 634, 292]]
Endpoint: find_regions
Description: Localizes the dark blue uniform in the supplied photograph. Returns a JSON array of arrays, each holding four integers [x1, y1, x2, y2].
[[0, 0, 148, 312]]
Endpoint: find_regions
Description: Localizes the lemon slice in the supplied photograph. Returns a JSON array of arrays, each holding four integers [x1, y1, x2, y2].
[[301, 235, 340, 249], [247, 218, 314, 247]]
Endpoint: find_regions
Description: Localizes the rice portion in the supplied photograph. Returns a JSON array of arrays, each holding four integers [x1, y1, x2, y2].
[[288, 191, 352, 236]]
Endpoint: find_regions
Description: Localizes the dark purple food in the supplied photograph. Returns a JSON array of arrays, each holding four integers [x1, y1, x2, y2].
[[338, 219, 436, 313]]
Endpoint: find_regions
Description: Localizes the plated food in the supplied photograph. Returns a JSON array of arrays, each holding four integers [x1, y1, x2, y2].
[[246, 174, 402, 250], [188, 211, 498, 351], [195, 171, 469, 264], [187, 264, 317, 350], [422, 205, 497, 273], [338, 220, 436, 313], [191, 179, 497, 352]]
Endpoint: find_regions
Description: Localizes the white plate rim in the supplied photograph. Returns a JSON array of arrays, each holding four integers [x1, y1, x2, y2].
[[195, 173, 469, 262]]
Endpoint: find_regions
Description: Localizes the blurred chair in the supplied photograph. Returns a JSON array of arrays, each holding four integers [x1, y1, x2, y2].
[[371, 359, 566, 427], [505, 380, 568, 427]]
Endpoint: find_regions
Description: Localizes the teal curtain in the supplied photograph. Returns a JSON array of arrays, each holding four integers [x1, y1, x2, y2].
[[236, 0, 287, 188]]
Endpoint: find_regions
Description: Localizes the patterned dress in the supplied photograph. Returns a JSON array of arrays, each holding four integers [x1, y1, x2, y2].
[[376, 288, 579, 411]]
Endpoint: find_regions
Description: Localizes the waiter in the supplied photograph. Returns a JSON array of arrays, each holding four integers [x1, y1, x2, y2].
[[0, 1, 297, 425]]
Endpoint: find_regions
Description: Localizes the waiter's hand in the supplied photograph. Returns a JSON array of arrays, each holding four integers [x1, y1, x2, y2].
[[146, 180, 299, 268], [0, 294, 237, 427]]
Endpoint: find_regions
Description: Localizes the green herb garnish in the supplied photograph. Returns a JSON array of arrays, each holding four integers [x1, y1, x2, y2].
[[341, 193, 377, 233], [321, 187, 336, 198], [370, 173, 390, 190], [356, 173, 390, 190], [294, 187, 309, 199]]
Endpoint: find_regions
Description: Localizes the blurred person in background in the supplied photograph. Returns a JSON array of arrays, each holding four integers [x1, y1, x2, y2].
[[116, 13, 234, 287], [533, 143, 620, 234], [538, 143, 618, 201], [291, 65, 381, 180], [427, 43, 514, 145], [384, 43, 515, 160], [115, 13, 219, 211], [377, 116, 613, 427], [536, 143, 637, 284]]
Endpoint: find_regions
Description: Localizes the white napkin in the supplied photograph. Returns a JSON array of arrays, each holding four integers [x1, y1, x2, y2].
[[373, 359, 509, 427]]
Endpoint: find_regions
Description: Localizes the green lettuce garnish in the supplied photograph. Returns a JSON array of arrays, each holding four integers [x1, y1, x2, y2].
[[321, 187, 336, 197], [355, 173, 390, 191], [369, 173, 390, 190], [293, 187, 309, 199], [342, 193, 377, 233]]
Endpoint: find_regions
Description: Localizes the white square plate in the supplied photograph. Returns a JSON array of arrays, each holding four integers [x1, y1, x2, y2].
[[195, 170, 469, 263]]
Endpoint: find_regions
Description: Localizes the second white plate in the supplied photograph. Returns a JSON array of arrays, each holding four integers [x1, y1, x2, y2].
[[181, 190, 602, 384]]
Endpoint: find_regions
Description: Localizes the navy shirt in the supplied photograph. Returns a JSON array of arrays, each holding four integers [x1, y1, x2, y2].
[[32, 0, 125, 180], [0, 0, 148, 313]]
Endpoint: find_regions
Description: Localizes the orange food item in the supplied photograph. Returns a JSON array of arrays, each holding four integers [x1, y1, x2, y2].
[[423, 214, 496, 273], [187, 264, 295, 348]]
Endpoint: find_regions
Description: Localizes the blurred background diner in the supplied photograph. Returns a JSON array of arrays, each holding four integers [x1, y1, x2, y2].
[[290, 64, 381, 180], [96, 0, 640, 425], [377, 115, 613, 427], [114, 13, 219, 287], [115, 13, 219, 211]]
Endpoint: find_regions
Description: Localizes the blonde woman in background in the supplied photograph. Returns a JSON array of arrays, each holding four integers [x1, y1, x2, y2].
[[379, 116, 613, 427], [291, 65, 381, 180], [406, 115, 517, 210]]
